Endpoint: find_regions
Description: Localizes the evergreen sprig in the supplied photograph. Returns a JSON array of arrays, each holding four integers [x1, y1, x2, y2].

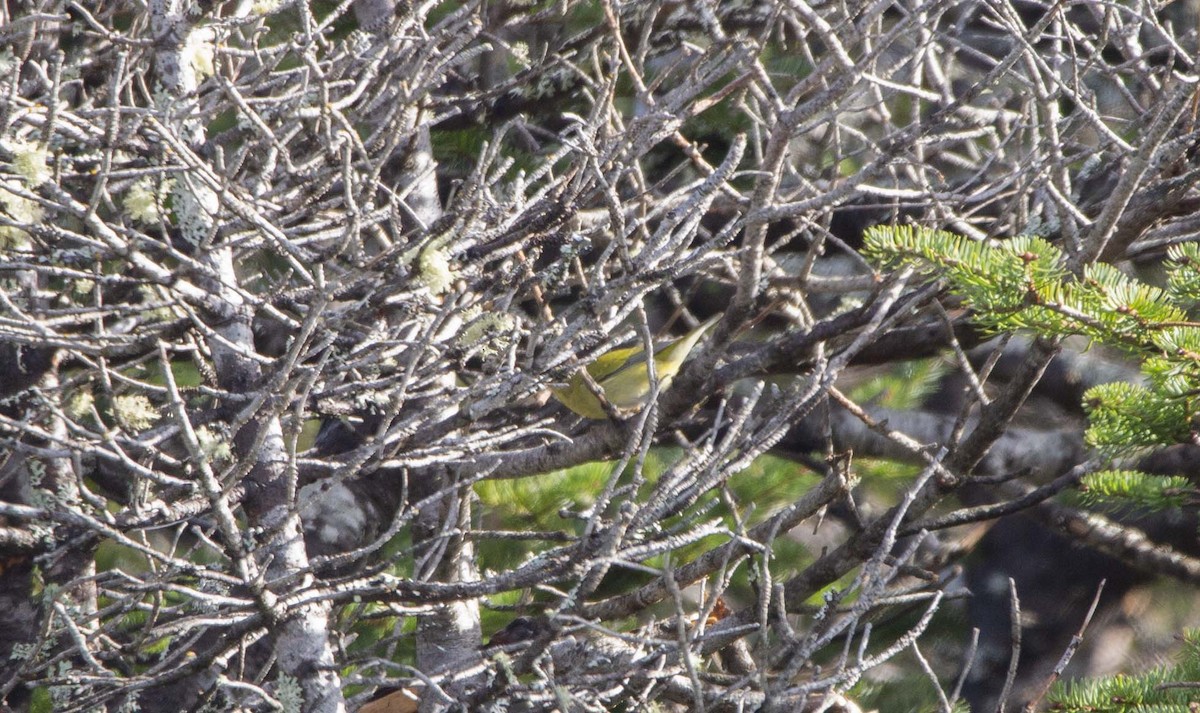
[[863, 226, 1191, 352], [864, 226, 1200, 455], [1166, 243, 1200, 306], [1047, 630, 1200, 712], [1077, 470, 1192, 512], [1082, 382, 1193, 453]]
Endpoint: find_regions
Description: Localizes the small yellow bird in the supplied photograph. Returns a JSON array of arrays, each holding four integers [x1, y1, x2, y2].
[[551, 315, 720, 419]]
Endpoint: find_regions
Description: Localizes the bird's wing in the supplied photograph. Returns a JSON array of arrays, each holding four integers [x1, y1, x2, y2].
[[585, 343, 644, 380]]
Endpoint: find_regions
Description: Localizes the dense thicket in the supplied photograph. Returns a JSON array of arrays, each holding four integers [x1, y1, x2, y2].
[[2, 1, 1200, 711]]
